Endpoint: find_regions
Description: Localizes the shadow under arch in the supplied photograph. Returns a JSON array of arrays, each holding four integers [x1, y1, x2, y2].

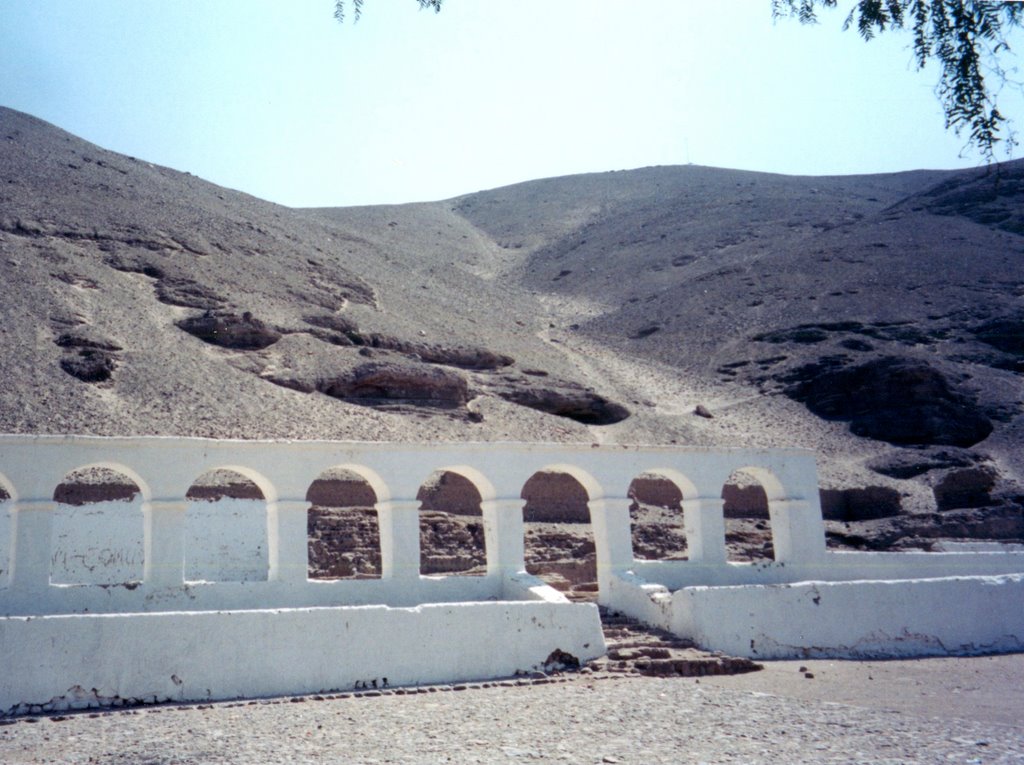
[[525, 463, 603, 503], [306, 464, 389, 580], [188, 464, 278, 505], [52, 462, 153, 504], [307, 464, 391, 506], [419, 464, 496, 505], [726, 466, 787, 503], [631, 467, 699, 502]]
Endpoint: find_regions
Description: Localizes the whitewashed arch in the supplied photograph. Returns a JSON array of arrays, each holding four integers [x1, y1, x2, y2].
[[724, 466, 787, 503], [422, 464, 495, 504], [308, 463, 391, 505], [188, 464, 277, 504], [521, 463, 603, 502], [630, 467, 700, 502], [52, 462, 152, 503]]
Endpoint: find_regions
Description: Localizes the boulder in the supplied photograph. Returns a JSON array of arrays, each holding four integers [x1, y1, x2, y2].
[[490, 377, 630, 425], [177, 311, 281, 350]]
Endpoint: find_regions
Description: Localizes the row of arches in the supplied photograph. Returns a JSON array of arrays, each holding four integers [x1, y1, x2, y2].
[[0, 461, 790, 594]]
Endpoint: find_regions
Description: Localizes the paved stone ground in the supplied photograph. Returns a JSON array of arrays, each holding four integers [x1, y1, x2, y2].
[[2, 656, 1023, 764]]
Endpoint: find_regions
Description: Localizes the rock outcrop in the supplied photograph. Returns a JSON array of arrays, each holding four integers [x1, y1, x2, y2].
[[784, 357, 993, 447], [177, 311, 282, 350]]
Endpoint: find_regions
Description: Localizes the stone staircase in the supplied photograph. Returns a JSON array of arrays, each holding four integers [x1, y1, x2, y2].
[[591, 607, 762, 678]]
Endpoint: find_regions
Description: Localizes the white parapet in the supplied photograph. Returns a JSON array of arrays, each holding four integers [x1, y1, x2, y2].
[[671, 573, 1024, 659], [12, 434, 1012, 696], [0, 598, 603, 714], [0, 433, 826, 713]]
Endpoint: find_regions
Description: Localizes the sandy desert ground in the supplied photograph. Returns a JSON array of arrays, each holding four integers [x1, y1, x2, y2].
[[0, 655, 1022, 764]]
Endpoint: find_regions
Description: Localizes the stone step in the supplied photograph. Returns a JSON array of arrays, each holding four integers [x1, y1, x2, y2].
[[596, 607, 761, 678]]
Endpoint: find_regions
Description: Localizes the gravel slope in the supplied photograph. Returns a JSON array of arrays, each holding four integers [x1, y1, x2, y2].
[[2, 104, 1023, 539]]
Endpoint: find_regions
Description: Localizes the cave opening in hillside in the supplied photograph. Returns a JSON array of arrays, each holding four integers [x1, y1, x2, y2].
[[185, 468, 268, 582], [51, 465, 144, 585], [521, 469, 596, 597], [722, 468, 773, 561], [417, 470, 487, 576], [628, 471, 688, 561], [306, 467, 381, 579]]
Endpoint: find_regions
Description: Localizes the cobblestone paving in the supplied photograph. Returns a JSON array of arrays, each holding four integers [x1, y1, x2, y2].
[[1, 674, 1022, 764]]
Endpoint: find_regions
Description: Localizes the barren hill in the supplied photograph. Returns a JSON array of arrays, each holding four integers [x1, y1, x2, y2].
[[1, 105, 1022, 549]]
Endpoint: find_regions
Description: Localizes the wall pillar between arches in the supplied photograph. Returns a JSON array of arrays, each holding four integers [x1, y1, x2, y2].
[[683, 497, 727, 563], [143, 500, 186, 587], [8, 500, 55, 591], [376, 500, 421, 580], [481, 499, 525, 577], [588, 498, 634, 593], [268, 500, 308, 583], [769, 499, 827, 563]]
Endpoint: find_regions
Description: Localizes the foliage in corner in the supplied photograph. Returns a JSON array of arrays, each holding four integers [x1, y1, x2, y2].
[[334, 0, 442, 24], [772, 0, 1024, 161]]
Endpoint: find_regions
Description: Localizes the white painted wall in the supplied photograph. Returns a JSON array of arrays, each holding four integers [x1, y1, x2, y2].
[[0, 501, 9, 584], [50, 499, 144, 585], [0, 599, 605, 715], [670, 574, 1024, 659], [184, 498, 267, 582]]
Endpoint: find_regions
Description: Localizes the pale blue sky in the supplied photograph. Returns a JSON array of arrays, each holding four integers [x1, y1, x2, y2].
[[2, 1, 1021, 207]]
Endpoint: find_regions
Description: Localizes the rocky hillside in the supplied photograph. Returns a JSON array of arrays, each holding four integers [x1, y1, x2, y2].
[[1, 105, 1022, 552]]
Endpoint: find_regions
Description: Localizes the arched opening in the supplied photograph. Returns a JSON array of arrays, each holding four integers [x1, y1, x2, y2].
[[0, 474, 12, 584], [51, 465, 145, 585], [722, 468, 775, 561], [521, 469, 596, 596], [628, 472, 687, 560], [306, 467, 381, 579], [185, 468, 268, 582], [417, 470, 487, 575]]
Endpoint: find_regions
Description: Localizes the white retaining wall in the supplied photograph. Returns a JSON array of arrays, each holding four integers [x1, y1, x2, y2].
[[671, 574, 1024, 659], [0, 601, 601, 715]]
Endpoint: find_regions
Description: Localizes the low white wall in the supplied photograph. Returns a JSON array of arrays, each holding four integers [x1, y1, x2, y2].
[[0, 599, 605, 715], [670, 574, 1024, 659], [629, 550, 1024, 592], [0, 571, 513, 617]]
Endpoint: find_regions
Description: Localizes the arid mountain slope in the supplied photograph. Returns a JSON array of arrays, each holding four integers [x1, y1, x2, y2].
[[1, 105, 1022, 545]]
